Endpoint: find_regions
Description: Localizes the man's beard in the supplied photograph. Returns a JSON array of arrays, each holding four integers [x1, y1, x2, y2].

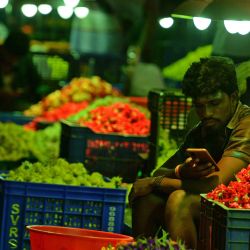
[[201, 120, 225, 137]]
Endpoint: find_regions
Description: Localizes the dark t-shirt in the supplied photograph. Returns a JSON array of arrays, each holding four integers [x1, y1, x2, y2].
[[162, 102, 250, 169]]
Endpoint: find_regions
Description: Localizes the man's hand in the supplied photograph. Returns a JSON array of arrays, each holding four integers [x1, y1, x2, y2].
[[179, 157, 216, 179], [152, 167, 168, 177], [128, 177, 154, 206]]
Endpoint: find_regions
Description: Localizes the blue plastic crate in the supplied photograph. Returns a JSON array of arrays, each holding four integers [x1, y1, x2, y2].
[[0, 179, 126, 250], [60, 120, 149, 183], [199, 194, 250, 250], [0, 112, 33, 125]]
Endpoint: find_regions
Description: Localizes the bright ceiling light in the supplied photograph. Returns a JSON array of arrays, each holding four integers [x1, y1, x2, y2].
[[193, 17, 211, 30], [0, 0, 8, 8], [38, 4, 52, 15], [63, 0, 80, 8], [237, 21, 250, 35], [224, 20, 250, 35], [224, 20, 241, 34], [74, 7, 89, 19], [159, 17, 174, 29], [57, 6, 73, 19], [21, 4, 37, 18], [173, 0, 250, 35]]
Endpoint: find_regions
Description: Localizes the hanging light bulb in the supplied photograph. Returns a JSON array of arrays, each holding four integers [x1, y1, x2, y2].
[[237, 21, 250, 35], [193, 17, 211, 30], [21, 4, 37, 18], [57, 6, 73, 19], [159, 17, 174, 29], [224, 20, 238, 34], [173, 0, 250, 35], [0, 0, 8, 8], [224, 20, 250, 35], [63, 0, 80, 8], [38, 4, 52, 15], [74, 7, 89, 19]]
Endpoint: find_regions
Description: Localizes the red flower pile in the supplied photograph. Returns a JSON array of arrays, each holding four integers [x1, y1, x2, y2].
[[79, 102, 150, 135], [236, 165, 250, 182], [206, 165, 250, 209]]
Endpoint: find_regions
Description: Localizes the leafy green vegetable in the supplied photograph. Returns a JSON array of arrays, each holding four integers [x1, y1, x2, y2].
[[102, 230, 187, 250]]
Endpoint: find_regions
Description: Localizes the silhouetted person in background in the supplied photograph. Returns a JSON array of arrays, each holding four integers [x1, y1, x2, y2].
[[123, 0, 166, 96], [0, 29, 41, 111]]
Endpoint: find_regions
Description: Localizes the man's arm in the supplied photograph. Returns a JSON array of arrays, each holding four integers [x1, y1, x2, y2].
[[155, 156, 248, 194], [129, 155, 248, 205]]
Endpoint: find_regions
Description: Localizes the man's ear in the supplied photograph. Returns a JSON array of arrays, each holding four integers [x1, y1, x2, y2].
[[231, 91, 239, 103]]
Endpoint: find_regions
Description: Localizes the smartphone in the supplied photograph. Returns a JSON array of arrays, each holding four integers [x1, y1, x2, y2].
[[186, 148, 219, 171]]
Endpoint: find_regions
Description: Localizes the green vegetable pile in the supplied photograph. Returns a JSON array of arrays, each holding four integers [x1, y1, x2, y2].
[[1, 158, 122, 188], [0, 122, 60, 163], [154, 128, 178, 172], [30, 123, 61, 162]]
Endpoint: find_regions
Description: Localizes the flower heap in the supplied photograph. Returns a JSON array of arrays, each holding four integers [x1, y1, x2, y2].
[[207, 165, 250, 209]]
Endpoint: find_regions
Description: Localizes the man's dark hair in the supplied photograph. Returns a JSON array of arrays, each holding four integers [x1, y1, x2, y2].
[[182, 56, 238, 98], [4, 30, 30, 57]]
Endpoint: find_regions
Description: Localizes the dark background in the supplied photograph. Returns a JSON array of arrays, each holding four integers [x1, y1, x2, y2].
[[0, 0, 218, 92]]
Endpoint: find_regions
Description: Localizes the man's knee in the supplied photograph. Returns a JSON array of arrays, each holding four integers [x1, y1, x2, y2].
[[133, 192, 166, 209], [166, 190, 200, 218], [166, 190, 186, 210]]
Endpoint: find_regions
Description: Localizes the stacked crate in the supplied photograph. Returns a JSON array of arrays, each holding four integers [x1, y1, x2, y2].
[[145, 89, 192, 175], [59, 120, 149, 183]]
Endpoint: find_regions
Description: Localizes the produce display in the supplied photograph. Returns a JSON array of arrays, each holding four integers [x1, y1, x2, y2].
[[24, 76, 121, 117], [155, 128, 178, 170], [25, 101, 89, 130], [162, 45, 212, 82], [77, 102, 150, 135], [206, 165, 250, 208], [1, 158, 122, 188], [102, 230, 186, 250], [68, 96, 149, 122], [67, 96, 150, 135], [31, 40, 70, 53], [0, 122, 60, 163]]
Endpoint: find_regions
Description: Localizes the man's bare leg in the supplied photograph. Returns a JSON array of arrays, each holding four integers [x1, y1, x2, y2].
[[165, 190, 201, 249], [132, 192, 167, 237]]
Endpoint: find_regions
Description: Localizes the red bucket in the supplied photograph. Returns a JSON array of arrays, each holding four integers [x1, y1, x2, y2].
[[27, 225, 134, 250]]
